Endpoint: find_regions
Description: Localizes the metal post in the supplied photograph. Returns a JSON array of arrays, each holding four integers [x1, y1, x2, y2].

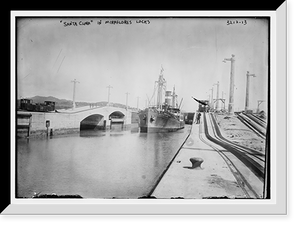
[[106, 85, 113, 106], [71, 79, 80, 110], [208, 94, 210, 111], [222, 91, 226, 110], [245, 71, 256, 112], [125, 92, 130, 130], [216, 81, 219, 110], [214, 81, 220, 110], [28, 115, 32, 138], [125, 92, 130, 110], [223, 54, 235, 114], [229, 55, 235, 113], [210, 87, 214, 109]]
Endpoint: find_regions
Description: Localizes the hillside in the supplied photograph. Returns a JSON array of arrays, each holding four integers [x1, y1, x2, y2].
[[28, 96, 72, 109], [30, 96, 67, 103], [26, 96, 136, 110]]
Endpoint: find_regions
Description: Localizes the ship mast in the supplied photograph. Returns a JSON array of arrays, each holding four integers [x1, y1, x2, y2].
[[156, 66, 166, 110], [172, 85, 177, 108]]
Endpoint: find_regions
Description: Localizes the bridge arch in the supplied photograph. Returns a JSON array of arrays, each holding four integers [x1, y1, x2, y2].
[[109, 111, 125, 119], [80, 114, 105, 131]]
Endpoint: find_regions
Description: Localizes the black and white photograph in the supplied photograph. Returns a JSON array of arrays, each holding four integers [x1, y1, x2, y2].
[[15, 15, 270, 200]]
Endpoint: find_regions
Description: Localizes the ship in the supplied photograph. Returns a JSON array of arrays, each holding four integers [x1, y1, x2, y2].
[[138, 67, 185, 133]]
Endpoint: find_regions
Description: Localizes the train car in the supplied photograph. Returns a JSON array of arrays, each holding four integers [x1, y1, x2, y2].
[[44, 101, 55, 112], [19, 99, 55, 112], [198, 100, 209, 112], [20, 99, 35, 111]]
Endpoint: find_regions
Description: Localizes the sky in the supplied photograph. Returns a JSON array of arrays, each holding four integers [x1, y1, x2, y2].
[[17, 17, 269, 112]]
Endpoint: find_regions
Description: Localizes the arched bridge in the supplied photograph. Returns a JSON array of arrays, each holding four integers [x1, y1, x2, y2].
[[60, 105, 131, 131], [18, 105, 139, 135]]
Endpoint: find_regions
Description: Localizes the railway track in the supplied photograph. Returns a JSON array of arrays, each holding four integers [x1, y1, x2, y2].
[[199, 126, 259, 198], [246, 113, 267, 128], [237, 112, 266, 139], [200, 113, 265, 198], [210, 113, 265, 160]]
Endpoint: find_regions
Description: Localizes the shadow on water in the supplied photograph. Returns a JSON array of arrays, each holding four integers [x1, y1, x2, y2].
[[79, 130, 107, 138], [110, 132, 124, 137], [79, 124, 140, 138], [130, 127, 139, 133], [17, 123, 191, 198], [110, 125, 125, 136]]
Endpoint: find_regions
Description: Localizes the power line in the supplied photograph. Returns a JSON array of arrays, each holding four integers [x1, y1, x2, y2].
[[56, 56, 66, 75]]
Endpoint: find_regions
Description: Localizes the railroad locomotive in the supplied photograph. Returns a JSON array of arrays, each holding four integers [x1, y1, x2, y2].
[[18, 99, 55, 112]]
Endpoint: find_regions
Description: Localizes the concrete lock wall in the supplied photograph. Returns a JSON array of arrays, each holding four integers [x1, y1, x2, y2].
[[22, 112, 79, 136], [17, 107, 133, 137]]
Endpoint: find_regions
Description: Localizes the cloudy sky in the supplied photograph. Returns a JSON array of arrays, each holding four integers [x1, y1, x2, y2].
[[17, 17, 269, 112]]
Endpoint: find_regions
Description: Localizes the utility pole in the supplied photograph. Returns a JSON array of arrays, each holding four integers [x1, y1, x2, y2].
[[137, 96, 139, 110], [210, 87, 214, 109], [222, 91, 226, 110], [71, 79, 80, 110], [245, 71, 256, 112], [213, 81, 220, 110], [106, 85, 113, 106], [125, 92, 130, 110], [223, 54, 235, 114]]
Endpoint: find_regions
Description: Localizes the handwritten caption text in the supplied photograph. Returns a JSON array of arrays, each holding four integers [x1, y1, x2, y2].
[[226, 19, 247, 26], [60, 19, 151, 27]]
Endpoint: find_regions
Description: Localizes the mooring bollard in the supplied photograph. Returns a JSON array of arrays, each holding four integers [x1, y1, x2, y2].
[[190, 157, 204, 169]]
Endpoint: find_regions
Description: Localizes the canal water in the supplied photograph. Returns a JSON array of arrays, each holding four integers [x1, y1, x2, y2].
[[17, 125, 191, 198]]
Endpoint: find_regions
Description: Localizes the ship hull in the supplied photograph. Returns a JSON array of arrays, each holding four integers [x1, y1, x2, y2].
[[138, 108, 184, 133]]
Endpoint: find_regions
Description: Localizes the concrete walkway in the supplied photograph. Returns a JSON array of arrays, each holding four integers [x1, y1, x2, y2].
[[56, 105, 96, 113], [152, 114, 247, 199]]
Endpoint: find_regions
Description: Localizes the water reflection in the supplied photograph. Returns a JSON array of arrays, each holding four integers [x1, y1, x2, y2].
[[79, 124, 140, 137], [109, 132, 124, 137], [130, 126, 139, 133], [79, 130, 106, 138], [17, 124, 191, 198]]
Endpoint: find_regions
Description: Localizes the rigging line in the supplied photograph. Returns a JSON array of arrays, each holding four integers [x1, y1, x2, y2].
[[56, 56, 66, 75], [150, 81, 157, 106], [21, 73, 30, 80], [53, 49, 62, 68]]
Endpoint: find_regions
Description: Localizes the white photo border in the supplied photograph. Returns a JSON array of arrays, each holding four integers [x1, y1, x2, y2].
[[5, 4, 286, 215]]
